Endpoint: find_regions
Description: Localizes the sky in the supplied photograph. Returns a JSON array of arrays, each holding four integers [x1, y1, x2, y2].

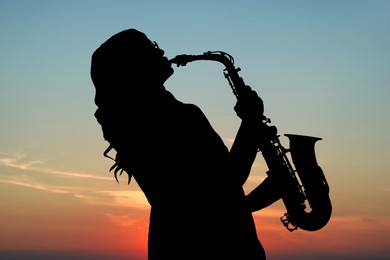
[[0, 0, 389, 259]]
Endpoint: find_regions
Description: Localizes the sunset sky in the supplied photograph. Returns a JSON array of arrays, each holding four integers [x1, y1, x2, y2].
[[1, 1, 389, 259]]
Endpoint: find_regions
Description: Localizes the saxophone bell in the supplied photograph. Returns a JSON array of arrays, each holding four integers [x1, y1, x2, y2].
[[282, 134, 332, 231]]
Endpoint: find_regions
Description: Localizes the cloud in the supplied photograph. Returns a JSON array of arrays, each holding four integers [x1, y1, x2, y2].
[[0, 152, 111, 181], [0, 156, 148, 212], [0, 152, 132, 209], [0, 178, 73, 194], [0, 170, 139, 203], [98, 190, 149, 208], [73, 189, 149, 210]]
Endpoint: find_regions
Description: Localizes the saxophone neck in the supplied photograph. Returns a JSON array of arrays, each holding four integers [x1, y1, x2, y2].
[[169, 51, 234, 69], [170, 51, 250, 99]]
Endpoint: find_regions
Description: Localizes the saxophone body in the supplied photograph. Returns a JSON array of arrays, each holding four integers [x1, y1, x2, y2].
[[170, 51, 332, 232]]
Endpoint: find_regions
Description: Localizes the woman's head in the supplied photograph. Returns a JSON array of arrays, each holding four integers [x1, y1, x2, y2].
[[91, 29, 173, 107], [91, 29, 176, 183]]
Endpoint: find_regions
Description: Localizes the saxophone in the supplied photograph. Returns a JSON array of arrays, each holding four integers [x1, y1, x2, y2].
[[170, 51, 332, 232]]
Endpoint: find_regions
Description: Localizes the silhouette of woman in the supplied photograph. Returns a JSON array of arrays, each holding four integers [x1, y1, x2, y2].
[[91, 29, 280, 260]]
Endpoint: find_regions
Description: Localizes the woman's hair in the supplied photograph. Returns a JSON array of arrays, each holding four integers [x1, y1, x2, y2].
[[95, 109, 130, 184], [91, 29, 152, 184], [91, 29, 151, 107]]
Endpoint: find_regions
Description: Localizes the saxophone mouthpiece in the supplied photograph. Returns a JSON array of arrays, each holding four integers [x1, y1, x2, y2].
[[169, 54, 192, 67]]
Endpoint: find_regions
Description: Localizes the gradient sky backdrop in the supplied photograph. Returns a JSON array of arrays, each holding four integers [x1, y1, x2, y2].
[[1, 1, 389, 259]]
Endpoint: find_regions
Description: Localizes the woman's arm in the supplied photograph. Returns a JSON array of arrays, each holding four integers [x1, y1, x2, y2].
[[229, 89, 264, 186], [246, 176, 281, 212], [229, 119, 261, 185]]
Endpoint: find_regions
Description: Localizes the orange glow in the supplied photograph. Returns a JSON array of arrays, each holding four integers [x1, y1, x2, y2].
[[253, 209, 390, 259]]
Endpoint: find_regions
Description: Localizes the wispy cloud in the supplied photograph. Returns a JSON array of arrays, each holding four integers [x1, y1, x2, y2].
[[0, 152, 111, 181], [73, 189, 149, 209], [98, 190, 149, 208], [0, 178, 73, 194], [0, 156, 147, 213], [0, 152, 141, 209]]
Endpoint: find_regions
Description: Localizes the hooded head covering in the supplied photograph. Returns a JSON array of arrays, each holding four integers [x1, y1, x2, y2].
[[91, 29, 158, 107]]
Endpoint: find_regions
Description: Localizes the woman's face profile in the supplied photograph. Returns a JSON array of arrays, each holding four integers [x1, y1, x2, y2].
[[134, 40, 174, 85]]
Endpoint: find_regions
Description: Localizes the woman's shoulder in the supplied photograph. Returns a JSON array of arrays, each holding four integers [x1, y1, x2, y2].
[[182, 102, 201, 112], [179, 103, 208, 120]]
